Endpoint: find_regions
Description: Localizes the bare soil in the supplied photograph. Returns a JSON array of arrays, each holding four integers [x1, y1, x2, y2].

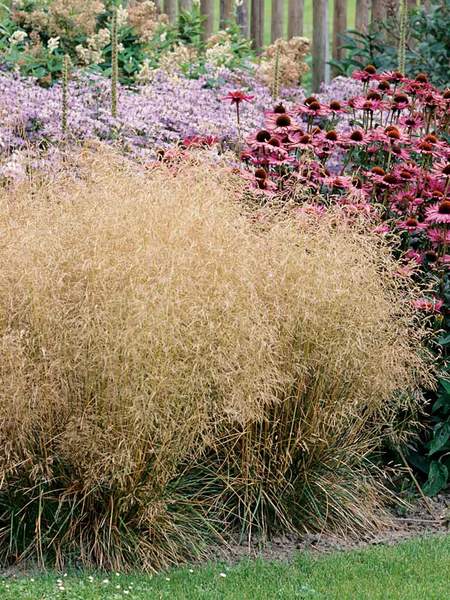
[[218, 492, 450, 563]]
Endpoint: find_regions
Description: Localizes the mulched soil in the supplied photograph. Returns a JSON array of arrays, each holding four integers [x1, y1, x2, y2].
[[218, 492, 450, 563]]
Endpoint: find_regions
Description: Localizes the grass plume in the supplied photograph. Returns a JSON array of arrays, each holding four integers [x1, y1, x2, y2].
[[0, 148, 432, 570]]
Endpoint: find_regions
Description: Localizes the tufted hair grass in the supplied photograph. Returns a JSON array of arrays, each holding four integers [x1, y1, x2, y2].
[[0, 148, 432, 570]]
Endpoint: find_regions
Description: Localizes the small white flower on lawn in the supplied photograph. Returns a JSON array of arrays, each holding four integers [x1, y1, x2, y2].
[[165, 577, 170, 581], [219, 572, 227, 578], [102, 579, 109, 584]]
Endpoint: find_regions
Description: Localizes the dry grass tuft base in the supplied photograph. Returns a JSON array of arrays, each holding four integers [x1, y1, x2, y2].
[[0, 149, 432, 570]]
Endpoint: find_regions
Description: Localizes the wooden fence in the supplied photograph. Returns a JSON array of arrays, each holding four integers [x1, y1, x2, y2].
[[137, 1, 424, 91]]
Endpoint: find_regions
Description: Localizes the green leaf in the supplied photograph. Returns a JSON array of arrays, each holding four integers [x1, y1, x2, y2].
[[437, 333, 450, 345], [423, 461, 448, 496], [428, 422, 450, 455]]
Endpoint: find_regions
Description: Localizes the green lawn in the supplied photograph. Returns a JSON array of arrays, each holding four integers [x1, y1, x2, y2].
[[1, 535, 449, 599]]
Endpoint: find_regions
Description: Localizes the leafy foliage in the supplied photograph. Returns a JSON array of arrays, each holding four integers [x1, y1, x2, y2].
[[0, 3, 254, 86], [330, 1, 450, 87]]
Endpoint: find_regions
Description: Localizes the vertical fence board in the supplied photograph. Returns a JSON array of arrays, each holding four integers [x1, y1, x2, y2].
[[270, 0, 284, 42], [333, 0, 347, 70], [237, 0, 250, 37], [371, 0, 386, 24], [251, 0, 265, 53], [179, 0, 192, 12], [288, 0, 304, 37], [200, 0, 214, 38], [163, 0, 177, 22], [271, 0, 284, 42], [220, 0, 235, 28], [312, 0, 328, 91], [355, 0, 370, 32]]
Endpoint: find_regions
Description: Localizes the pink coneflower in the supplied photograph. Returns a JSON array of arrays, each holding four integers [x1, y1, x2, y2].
[[380, 71, 405, 84], [373, 223, 390, 235], [389, 191, 415, 213], [264, 111, 298, 133], [400, 113, 424, 131], [342, 129, 366, 146], [290, 132, 314, 149], [397, 216, 427, 233], [182, 135, 218, 149], [246, 129, 272, 149], [352, 96, 386, 112], [296, 100, 330, 118], [426, 200, 450, 224], [322, 175, 354, 191], [413, 298, 443, 313], [222, 90, 254, 137], [391, 93, 410, 112], [427, 227, 450, 246], [405, 249, 423, 264], [222, 90, 254, 105], [377, 79, 391, 93], [352, 65, 378, 82]]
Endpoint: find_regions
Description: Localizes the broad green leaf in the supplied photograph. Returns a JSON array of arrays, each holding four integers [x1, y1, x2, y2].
[[423, 461, 448, 496], [428, 422, 450, 455]]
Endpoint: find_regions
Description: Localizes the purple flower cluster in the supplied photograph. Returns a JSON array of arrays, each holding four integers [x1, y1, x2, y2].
[[0, 67, 305, 164]]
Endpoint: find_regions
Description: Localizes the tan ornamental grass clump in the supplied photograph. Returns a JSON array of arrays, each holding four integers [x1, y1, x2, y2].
[[0, 149, 432, 570]]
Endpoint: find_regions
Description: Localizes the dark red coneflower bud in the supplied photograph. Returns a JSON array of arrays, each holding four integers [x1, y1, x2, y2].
[[399, 170, 413, 180], [390, 71, 404, 83], [432, 190, 444, 198], [256, 129, 271, 142], [362, 101, 374, 111], [378, 80, 390, 91], [299, 134, 312, 144], [443, 164, 450, 176], [309, 101, 321, 111], [274, 102, 286, 114], [350, 130, 364, 142], [257, 179, 268, 189], [364, 64, 377, 74], [392, 144, 403, 156], [415, 73, 428, 83], [325, 130, 338, 141], [385, 128, 401, 140], [406, 217, 418, 227], [329, 100, 342, 111], [424, 250, 438, 263], [371, 166, 386, 176], [438, 201, 450, 214], [304, 96, 318, 105], [275, 114, 292, 127], [393, 93, 409, 104], [254, 168, 267, 180], [424, 134, 438, 144], [268, 137, 281, 147], [367, 91, 382, 101], [418, 141, 433, 152], [383, 174, 398, 185]]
